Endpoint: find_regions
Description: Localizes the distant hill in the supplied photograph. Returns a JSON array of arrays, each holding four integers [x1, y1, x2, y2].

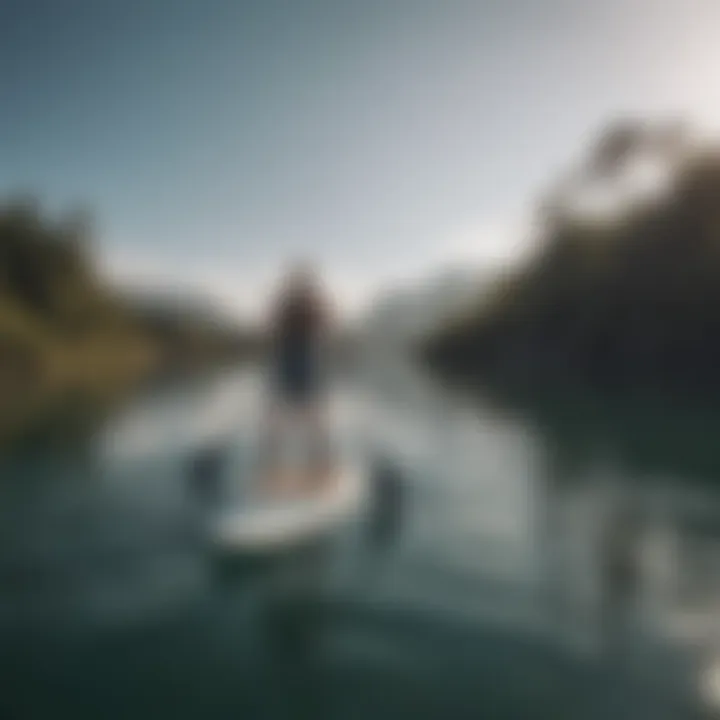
[[119, 286, 262, 370], [363, 266, 492, 347]]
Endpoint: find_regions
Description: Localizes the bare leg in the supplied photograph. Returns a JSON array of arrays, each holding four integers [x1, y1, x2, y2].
[[258, 399, 287, 497], [259, 400, 278, 468], [305, 400, 333, 489]]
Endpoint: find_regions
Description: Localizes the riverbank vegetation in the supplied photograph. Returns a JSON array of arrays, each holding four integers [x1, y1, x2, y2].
[[0, 198, 257, 440], [424, 120, 720, 398]]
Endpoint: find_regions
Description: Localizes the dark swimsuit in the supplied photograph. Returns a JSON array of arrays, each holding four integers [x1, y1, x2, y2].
[[273, 292, 325, 404]]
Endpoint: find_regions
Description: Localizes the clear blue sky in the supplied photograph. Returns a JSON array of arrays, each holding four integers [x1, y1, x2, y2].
[[2, 0, 719, 316]]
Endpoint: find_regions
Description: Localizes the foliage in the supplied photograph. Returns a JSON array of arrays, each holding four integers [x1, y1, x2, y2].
[[0, 197, 254, 438], [425, 121, 720, 395]]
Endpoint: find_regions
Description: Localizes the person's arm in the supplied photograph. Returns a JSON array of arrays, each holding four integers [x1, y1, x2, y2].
[[265, 292, 286, 360]]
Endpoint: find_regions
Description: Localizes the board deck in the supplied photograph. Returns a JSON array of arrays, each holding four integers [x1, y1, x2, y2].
[[211, 464, 365, 552]]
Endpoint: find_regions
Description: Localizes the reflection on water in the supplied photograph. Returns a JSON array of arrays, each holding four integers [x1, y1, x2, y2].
[[1, 363, 720, 717]]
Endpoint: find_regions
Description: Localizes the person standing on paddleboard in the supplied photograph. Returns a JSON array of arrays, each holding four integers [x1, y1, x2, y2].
[[263, 261, 334, 487]]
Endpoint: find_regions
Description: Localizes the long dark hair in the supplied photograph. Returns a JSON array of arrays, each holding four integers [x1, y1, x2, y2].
[[275, 262, 326, 338]]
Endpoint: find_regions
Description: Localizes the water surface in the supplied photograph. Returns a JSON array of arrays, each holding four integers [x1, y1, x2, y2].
[[0, 362, 718, 719]]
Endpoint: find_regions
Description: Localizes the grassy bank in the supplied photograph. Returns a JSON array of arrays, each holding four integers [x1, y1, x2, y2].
[[0, 198, 255, 442]]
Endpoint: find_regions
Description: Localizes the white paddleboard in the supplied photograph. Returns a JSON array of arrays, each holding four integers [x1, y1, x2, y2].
[[211, 465, 366, 552]]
